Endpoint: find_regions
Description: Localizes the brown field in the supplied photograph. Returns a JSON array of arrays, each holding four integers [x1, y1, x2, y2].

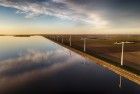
[[46, 34, 140, 73]]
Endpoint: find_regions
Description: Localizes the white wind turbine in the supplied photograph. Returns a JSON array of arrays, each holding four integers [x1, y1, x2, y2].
[[114, 41, 134, 66], [69, 35, 72, 46], [61, 35, 64, 43], [81, 37, 87, 52], [57, 36, 59, 41], [80, 37, 99, 52]]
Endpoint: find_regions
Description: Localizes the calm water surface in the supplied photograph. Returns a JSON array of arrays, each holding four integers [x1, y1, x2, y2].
[[0, 36, 140, 94]]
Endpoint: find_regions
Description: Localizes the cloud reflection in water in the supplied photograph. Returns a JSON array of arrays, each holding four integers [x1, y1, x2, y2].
[[0, 48, 84, 93]]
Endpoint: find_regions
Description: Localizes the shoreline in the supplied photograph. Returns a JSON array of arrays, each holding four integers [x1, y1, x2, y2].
[[48, 38, 140, 85]]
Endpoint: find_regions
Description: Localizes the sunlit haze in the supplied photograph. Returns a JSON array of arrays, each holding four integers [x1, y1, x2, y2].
[[0, 0, 140, 34]]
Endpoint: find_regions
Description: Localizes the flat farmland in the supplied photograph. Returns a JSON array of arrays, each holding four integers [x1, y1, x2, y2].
[[53, 35, 140, 72]]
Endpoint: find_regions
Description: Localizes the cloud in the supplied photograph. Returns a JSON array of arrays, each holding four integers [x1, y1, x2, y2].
[[1, 0, 139, 28], [0, 0, 108, 27]]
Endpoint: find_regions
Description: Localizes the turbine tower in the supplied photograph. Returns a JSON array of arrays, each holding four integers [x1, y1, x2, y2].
[[114, 41, 134, 66], [69, 35, 72, 46], [81, 37, 87, 52], [61, 35, 63, 43]]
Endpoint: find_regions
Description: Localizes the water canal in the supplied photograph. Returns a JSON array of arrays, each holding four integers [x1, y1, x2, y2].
[[0, 36, 140, 94]]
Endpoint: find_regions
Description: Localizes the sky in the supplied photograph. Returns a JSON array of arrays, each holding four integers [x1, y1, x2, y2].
[[0, 0, 140, 34]]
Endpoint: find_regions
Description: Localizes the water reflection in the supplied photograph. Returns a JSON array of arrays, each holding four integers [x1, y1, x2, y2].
[[0, 36, 139, 94], [119, 76, 122, 89], [0, 49, 77, 77]]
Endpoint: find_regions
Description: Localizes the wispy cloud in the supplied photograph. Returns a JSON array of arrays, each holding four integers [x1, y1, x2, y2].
[[0, 0, 108, 27]]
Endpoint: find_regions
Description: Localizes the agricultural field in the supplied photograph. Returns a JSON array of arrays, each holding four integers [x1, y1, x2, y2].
[[52, 34, 140, 72]]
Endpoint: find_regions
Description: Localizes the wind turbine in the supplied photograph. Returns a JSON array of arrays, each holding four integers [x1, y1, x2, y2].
[[81, 37, 87, 52], [61, 35, 64, 43], [114, 41, 134, 66], [57, 36, 59, 41], [69, 35, 72, 46], [80, 37, 99, 52], [53, 36, 55, 40], [54, 35, 56, 40]]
